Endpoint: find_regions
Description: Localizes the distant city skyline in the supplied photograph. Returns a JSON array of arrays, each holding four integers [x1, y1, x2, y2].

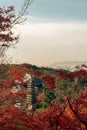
[[1, 0, 87, 66]]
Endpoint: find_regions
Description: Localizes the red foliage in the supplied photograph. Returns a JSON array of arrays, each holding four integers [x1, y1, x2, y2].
[[0, 6, 18, 47], [33, 104, 63, 130], [22, 64, 35, 76], [8, 67, 25, 83], [0, 80, 30, 129], [0, 68, 87, 129], [42, 76, 55, 88], [75, 70, 87, 78], [32, 103, 84, 130], [76, 92, 87, 122], [58, 69, 87, 79], [64, 91, 87, 130], [34, 70, 42, 77], [58, 71, 66, 79], [0, 106, 33, 130]]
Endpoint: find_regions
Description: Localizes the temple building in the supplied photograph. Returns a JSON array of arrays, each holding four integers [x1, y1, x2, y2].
[[12, 74, 45, 110]]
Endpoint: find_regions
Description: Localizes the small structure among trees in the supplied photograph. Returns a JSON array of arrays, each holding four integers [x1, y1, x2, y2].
[[11, 73, 45, 110]]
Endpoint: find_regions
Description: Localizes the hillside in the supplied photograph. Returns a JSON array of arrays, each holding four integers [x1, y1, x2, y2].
[[0, 63, 87, 129]]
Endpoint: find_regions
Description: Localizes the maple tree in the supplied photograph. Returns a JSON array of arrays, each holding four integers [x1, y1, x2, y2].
[[56, 68, 87, 103], [67, 91, 87, 130], [0, 0, 32, 63], [42, 75, 55, 89], [56, 68, 87, 129], [30, 103, 84, 130], [8, 67, 25, 83]]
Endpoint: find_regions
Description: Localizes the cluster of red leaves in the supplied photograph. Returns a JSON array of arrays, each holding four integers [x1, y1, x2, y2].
[[15, 91, 27, 99], [0, 6, 18, 46], [4, 79, 15, 88], [76, 92, 87, 122], [22, 64, 34, 76], [58, 71, 75, 79], [8, 67, 25, 83], [0, 80, 26, 108], [64, 92, 87, 130], [58, 69, 87, 79], [0, 80, 30, 129], [33, 104, 62, 130], [75, 70, 87, 78], [0, 106, 33, 130], [34, 70, 42, 77], [32, 103, 83, 130], [42, 76, 55, 88], [22, 64, 42, 77], [0, 91, 85, 130]]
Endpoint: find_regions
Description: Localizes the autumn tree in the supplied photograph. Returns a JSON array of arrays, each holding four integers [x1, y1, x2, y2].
[[56, 67, 87, 129], [67, 90, 87, 129], [0, 0, 32, 63]]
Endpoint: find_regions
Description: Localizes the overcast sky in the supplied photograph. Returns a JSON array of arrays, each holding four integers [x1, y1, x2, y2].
[[1, 0, 87, 66]]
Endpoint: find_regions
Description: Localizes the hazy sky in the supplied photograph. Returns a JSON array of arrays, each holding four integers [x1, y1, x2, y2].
[[1, 0, 87, 66]]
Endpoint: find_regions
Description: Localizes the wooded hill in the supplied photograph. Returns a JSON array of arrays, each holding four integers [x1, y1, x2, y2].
[[0, 63, 87, 130]]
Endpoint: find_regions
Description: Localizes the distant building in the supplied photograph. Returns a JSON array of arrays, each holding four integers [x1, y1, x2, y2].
[[26, 75, 45, 110]]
